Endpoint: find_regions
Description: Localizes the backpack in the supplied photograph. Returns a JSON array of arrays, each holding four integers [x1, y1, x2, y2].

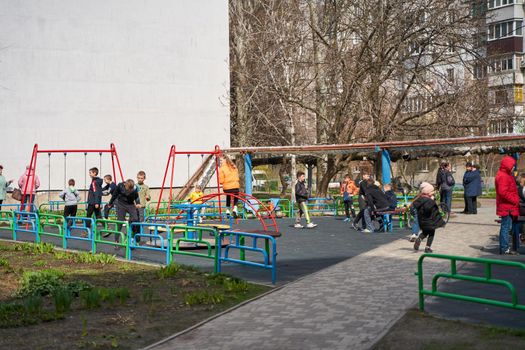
[[446, 173, 455, 187]]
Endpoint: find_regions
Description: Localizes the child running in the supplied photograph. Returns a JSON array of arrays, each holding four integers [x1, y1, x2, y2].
[[341, 174, 358, 222], [294, 171, 317, 229], [59, 179, 81, 228], [412, 182, 446, 253]]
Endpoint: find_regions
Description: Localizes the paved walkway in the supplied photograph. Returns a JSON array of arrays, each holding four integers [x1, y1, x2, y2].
[[146, 207, 499, 350]]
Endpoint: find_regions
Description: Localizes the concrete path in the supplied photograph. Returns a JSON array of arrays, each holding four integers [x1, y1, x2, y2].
[[146, 206, 500, 350]]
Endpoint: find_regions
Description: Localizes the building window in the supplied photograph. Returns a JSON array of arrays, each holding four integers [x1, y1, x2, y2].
[[447, 68, 455, 83], [473, 63, 487, 79], [489, 0, 515, 9], [488, 20, 523, 41], [488, 56, 515, 72], [489, 119, 514, 134], [495, 89, 508, 104], [416, 160, 429, 173]]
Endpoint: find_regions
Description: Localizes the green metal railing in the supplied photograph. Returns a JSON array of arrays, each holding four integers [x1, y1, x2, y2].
[[94, 219, 130, 258], [416, 253, 525, 312], [170, 225, 219, 272], [0, 211, 14, 237], [38, 213, 65, 247]]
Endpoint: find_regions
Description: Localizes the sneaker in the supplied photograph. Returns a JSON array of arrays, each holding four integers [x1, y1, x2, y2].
[[409, 234, 418, 242], [306, 223, 317, 229], [343, 218, 350, 222], [424, 247, 433, 253], [362, 229, 372, 233], [232, 209, 238, 218], [102, 232, 111, 238], [294, 223, 304, 228], [352, 222, 360, 231], [225, 210, 230, 217], [413, 238, 422, 251]]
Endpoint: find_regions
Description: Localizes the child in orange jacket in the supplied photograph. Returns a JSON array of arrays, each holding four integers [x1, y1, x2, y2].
[[341, 174, 359, 222]]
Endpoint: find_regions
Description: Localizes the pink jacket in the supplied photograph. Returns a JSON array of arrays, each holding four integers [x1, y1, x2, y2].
[[18, 166, 40, 194]]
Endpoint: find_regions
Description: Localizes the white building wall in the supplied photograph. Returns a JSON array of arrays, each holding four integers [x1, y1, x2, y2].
[[0, 0, 229, 191]]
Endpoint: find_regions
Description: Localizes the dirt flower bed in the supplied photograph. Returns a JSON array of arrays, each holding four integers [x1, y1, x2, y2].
[[0, 241, 270, 349]]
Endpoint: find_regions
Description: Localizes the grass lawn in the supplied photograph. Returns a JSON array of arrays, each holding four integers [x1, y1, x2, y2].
[[373, 309, 525, 350], [0, 240, 270, 350]]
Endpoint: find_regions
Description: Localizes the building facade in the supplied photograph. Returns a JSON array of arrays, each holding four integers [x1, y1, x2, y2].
[[0, 0, 230, 190]]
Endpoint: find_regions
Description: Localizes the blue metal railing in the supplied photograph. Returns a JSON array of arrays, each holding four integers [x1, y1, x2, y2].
[[217, 230, 277, 284]]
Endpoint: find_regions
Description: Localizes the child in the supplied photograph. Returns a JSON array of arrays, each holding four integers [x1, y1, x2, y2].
[[102, 174, 117, 220], [107, 179, 140, 244], [188, 184, 205, 223], [136, 171, 151, 222], [412, 182, 446, 253], [86, 167, 103, 229], [383, 184, 398, 210], [59, 179, 81, 228], [341, 174, 358, 222], [294, 171, 317, 229]]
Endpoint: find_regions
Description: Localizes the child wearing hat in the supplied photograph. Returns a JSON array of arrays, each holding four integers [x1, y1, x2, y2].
[[412, 182, 446, 253]]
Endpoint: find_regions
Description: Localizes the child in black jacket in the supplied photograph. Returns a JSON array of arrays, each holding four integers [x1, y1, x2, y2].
[[294, 171, 317, 229], [412, 182, 446, 253], [108, 179, 140, 243]]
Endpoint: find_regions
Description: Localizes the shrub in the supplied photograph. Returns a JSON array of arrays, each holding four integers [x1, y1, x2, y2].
[[0, 259, 9, 268], [74, 252, 116, 265], [184, 291, 224, 306], [224, 279, 249, 293], [14, 242, 55, 255], [32, 260, 47, 267], [17, 269, 65, 297], [157, 263, 181, 279], [53, 287, 73, 314], [24, 295, 43, 315], [80, 289, 102, 309]]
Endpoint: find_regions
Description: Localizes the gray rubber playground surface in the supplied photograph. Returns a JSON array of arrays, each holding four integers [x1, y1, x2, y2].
[[0, 216, 410, 286]]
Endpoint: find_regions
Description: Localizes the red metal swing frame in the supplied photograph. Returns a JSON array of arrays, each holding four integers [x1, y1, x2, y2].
[[21, 143, 125, 211], [154, 145, 278, 232]]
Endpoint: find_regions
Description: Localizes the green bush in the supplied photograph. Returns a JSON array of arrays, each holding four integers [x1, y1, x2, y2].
[[80, 289, 102, 309], [74, 252, 116, 265], [157, 263, 181, 279], [53, 287, 73, 314], [17, 269, 65, 297], [24, 295, 43, 315], [184, 291, 224, 306], [14, 242, 55, 255], [0, 259, 9, 268]]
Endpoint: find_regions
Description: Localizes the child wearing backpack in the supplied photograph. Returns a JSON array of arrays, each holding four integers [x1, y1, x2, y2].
[[412, 182, 446, 253], [59, 179, 81, 228]]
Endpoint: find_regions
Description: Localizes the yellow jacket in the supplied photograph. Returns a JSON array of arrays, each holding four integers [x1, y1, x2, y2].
[[189, 190, 204, 204], [219, 164, 240, 190]]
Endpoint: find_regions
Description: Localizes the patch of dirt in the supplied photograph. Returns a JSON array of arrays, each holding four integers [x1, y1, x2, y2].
[[0, 241, 270, 350], [373, 309, 525, 350]]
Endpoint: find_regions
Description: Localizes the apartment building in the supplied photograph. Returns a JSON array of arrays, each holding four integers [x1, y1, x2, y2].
[[486, 0, 525, 134]]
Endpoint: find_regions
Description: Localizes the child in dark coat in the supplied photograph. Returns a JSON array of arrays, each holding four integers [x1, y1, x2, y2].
[[412, 182, 446, 253]]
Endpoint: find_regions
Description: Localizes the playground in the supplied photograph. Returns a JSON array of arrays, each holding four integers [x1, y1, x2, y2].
[[1, 136, 525, 349]]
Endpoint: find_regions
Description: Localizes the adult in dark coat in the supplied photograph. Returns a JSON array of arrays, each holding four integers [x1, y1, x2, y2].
[[463, 163, 482, 214]]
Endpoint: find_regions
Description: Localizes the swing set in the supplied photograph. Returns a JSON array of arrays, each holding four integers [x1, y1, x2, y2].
[[154, 145, 279, 232], [20, 143, 125, 212]]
